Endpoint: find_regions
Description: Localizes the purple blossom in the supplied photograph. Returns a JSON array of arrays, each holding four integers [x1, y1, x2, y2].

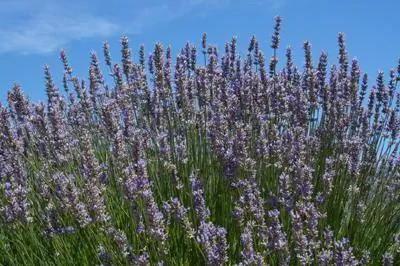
[[196, 221, 229, 265], [189, 170, 211, 221]]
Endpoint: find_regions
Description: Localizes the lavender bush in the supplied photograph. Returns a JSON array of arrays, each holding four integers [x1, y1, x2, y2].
[[0, 16, 399, 265]]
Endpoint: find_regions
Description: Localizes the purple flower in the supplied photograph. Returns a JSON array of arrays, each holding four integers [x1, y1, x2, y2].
[[271, 16, 282, 50], [98, 245, 112, 266], [196, 221, 229, 265], [239, 221, 265, 265], [189, 170, 211, 221], [382, 252, 394, 266]]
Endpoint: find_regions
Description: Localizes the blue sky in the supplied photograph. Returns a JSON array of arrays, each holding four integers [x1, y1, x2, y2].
[[0, 0, 399, 103]]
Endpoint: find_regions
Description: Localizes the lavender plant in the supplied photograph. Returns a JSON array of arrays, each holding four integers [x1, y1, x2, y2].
[[0, 16, 399, 265]]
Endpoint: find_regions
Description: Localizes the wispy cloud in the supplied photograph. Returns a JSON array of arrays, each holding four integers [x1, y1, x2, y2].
[[0, 1, 119, 54], [0, 0, 283, 55], [0, 15, 119, 54], [0, 0, 209, 55]]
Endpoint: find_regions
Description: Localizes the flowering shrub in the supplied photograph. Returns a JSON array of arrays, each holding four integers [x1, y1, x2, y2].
[[0, 16, 399, 265]]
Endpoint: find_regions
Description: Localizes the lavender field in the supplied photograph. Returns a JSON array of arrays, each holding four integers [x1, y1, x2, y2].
[[0, 17, 399, 265]]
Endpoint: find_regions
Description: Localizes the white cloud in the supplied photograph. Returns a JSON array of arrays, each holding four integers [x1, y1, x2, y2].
[[0, 15, 119, 54], [0, 0, 284, 55], [0, 0, 204, 54], [0, 1, 119, 54]]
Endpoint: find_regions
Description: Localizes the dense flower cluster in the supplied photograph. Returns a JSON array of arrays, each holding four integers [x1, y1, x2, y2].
[[0, 16, 399, 265]]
